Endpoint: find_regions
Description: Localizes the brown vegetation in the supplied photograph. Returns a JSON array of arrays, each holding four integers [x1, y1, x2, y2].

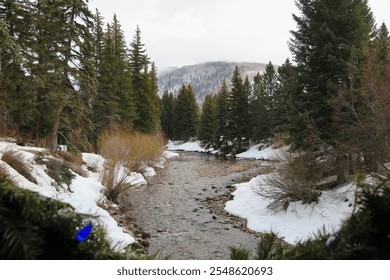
[[0, 149, 37, 184], [99, 130, 164, 203]]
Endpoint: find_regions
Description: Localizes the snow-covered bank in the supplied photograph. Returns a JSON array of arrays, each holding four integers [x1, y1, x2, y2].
[[225, 174, 356, 244], [166, 140, 286, 160], [166, 141, 211, 153], [0, 141, 176, 251], [236, 143, 289, 161]]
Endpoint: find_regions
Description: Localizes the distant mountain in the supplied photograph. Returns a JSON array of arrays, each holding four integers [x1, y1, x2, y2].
[[158, 61, 267, 100]]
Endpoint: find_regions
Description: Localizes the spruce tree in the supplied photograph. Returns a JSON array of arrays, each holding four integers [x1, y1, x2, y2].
[[111, 15, 137, 130], [226, 66, 250, 152], [129, 26, 160, 133], [198, 93, 217, 146], [273, 59, 298, 134], [0, 1, 34, 139], [174, 84, 199, 140], [160, 91, 175, 139], [289, 0, 374, 150], [92, 23, 121, 137], [250, 72, 270, 141], [215, 79, 229, 148]]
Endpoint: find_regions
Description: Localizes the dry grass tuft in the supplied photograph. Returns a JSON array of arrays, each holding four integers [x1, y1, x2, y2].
[[99, 130, 164, 203], [100, 130, 164, 171], [1, 149, 37, 184]]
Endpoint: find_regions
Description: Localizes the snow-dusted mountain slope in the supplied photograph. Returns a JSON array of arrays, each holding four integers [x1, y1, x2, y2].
[[158, 61, 267, 100]]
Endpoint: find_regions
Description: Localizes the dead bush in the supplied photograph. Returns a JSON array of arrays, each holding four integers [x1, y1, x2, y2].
[[258, 151, 327, 212], [1, 149, 37, 184]]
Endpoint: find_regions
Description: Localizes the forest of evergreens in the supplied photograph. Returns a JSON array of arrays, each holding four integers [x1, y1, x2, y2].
[[0, 0, 160, 153]]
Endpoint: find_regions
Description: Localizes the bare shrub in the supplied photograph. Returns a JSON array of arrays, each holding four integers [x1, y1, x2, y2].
[[1, 149, 37, 184], [99, 130, 164, 203], [258, 151, 326, 212]]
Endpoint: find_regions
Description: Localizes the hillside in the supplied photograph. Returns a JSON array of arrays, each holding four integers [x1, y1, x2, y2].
[[158, 61, 267, 100]]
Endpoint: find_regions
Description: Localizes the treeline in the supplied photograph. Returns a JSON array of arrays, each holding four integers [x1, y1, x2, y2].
[[160, 61, 293, 153], [0, 0, 160, 152], [162, 0, 390, 183]]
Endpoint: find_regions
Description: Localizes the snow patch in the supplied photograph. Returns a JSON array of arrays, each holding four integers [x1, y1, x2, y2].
[[166, 140, 213, 153], [236, 143, 289, 161], [225, 174, 355, 244]]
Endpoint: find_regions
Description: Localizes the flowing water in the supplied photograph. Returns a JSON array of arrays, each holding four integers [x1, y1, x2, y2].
[[127, 152, 274, 259]]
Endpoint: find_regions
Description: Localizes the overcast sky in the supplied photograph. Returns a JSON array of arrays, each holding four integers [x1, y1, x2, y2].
[[89, 0, 390, 71]]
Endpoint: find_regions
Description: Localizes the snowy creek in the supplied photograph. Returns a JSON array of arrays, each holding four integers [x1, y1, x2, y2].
[[127, 152, 274, 259]]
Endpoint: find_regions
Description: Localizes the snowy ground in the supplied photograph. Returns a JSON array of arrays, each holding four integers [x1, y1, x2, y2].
[[166, 140, 286, 160], [166, 140, 211, 153], [0, 140, 178, 251], [225, 174, 356, 244]]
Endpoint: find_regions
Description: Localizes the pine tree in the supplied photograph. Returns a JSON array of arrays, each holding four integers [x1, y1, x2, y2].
[[111, 15, 136, 130], [174, 84, 199, 140], [226, 66, 250, 152], [0, 1, 34, 139], [146, 62, 161, 132], [215, 79, 229, 148], [92, 23, 121, 137], [198, 93, 217, 146], [273, 59, 298, 134], [129, 25, 160, 133], [289, 0, 374, 150], [250, 72, 270, 141], [160, 91, 175, 139]]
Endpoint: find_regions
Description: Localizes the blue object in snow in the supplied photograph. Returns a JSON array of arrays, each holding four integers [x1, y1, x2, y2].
[[76, 224, 93, 242]]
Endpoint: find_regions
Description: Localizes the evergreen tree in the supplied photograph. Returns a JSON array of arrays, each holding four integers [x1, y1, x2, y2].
[[129, 25, 160, 133], [92, 23, 121, 137], [215, 79, 229, 148], [0, 1, 34, 139], [21, 0, 96, 152], [160, 91, 175, 139], [250, 72, 270, 141], [273, 59, 299, 134], [289, 0, 374, 150], [146, 62, 161, 131], [92, 16, 137, 149], [111, 15, 136, 130], [174, 84, 199, 140], [261, 62, 278, 126], [198, 93, 217, 146], [93, 9, 105, 74], [226, 66, 250, 152]]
